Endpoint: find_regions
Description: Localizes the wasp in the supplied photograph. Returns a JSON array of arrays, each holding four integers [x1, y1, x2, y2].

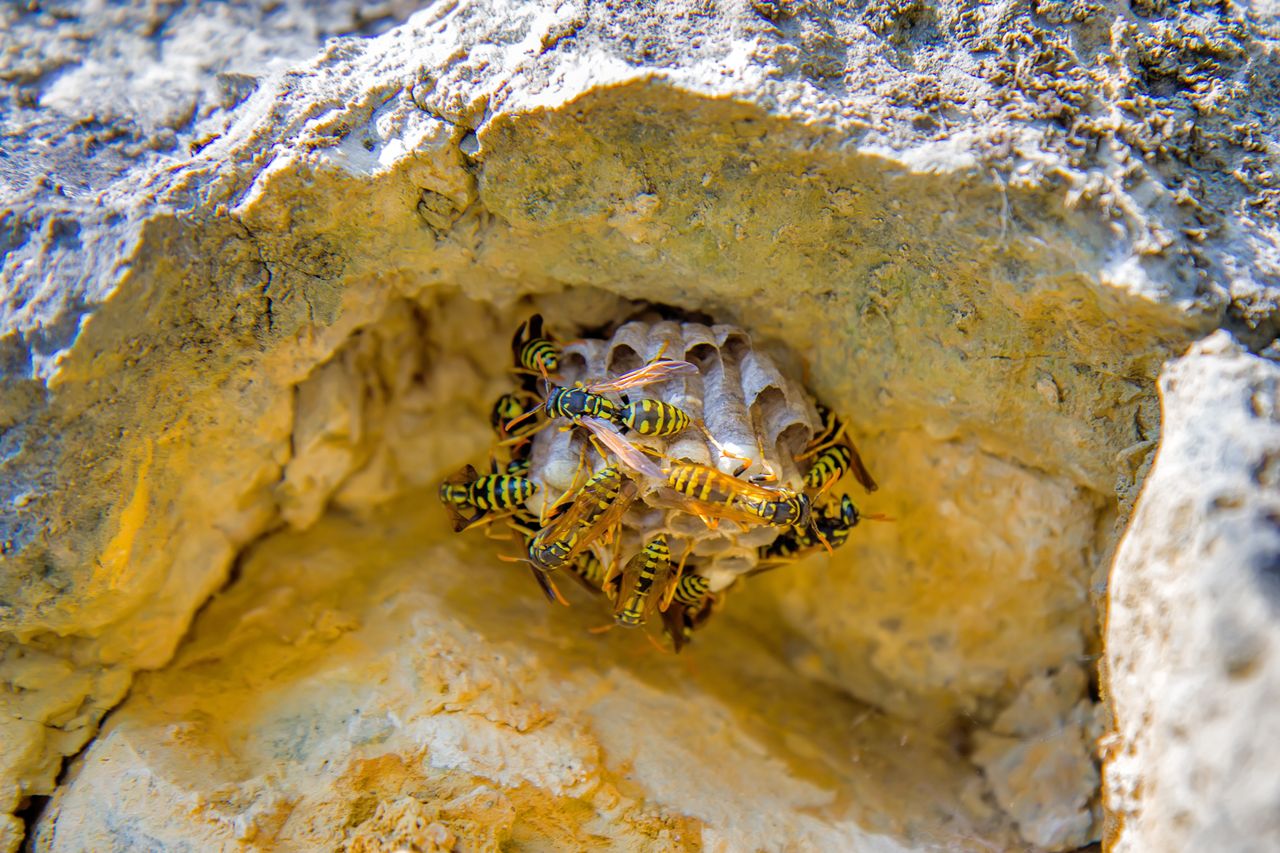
[[659, 573, 719, 653], [566, 548, 610, 594], [511, 313, 560, 381], [616, 393, 692, 437], [756, 493, 879, 565], [502, 471, 632, 606], [491, 390, 543, 442], [657, 461, 811, 530], [613, 535, 672, 627], [527, 466, 638, 574], [502, 356, 702, 479], [800, 404, 878, 494], [438, 461, 538, 532], [669, 572, 711, 608], [541, 356, 698, 428]]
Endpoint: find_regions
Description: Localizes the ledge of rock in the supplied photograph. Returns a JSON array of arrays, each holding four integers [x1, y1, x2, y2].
[[1105, 331, 1280, 851], [2, 1, 1278, 850]]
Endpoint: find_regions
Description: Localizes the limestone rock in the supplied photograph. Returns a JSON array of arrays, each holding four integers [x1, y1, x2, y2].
[[32, 492, 1021, 852], [0, 0, 1277, 849], [1105, 331, 1280, 852]]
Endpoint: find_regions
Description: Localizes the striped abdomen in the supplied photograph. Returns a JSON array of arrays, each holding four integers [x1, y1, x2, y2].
[[518, 338, 559, 375], [671, 573, 711, 607], [545, 385, 619, 424], [569, 551, 608, 590], [665, 464, 740, 509], [616, 536, 671, 627], [804, 445, 852, 491], [452, 475, 535, 511], [618, 398, 691, 436]]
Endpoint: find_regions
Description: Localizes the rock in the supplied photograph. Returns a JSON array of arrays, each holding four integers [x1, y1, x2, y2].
[[1104, 331, 1280, 851], [33, 495, 1021, 851], [0, 0, 1276, 849]]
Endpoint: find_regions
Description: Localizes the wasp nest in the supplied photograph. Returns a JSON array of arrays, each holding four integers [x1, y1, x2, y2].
[[530, 319, 818, 585], [441, 311, 875, 647]]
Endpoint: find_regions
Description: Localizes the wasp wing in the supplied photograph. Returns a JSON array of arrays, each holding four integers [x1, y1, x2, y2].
[[587, 359, 698, 394], [847, 441, 879, 493], [581, 419, 664, 480], [439, 464, 483, 532]]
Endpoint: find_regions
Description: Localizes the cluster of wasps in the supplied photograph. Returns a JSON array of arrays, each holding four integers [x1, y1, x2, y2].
[[439, 314, 881, 651]]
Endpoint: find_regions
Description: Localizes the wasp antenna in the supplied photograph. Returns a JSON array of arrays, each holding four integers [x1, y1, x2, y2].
[[643, 630, 672, 655]]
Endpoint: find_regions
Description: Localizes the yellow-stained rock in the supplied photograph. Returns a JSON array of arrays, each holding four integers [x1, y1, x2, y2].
[[35, 494, 1019, 851]]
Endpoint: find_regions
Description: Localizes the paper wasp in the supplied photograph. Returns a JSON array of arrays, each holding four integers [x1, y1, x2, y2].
[[437, 461, 538, 532], [654, 460, 812, 530], [756, 493, 888, 568], [501, 354, 708, 478], [800, 404, 878, 494], [660, 573, 718, 653], [491, 390, 543, 442], [613, 535, 672, 627], [511, 313, 560, 384], [527, 466, 637, 574]]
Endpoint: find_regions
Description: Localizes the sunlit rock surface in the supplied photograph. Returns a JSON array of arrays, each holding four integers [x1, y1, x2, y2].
[[1105, 332, 1280, 852], [33, 495, 1020, 852], [2, 0, 1278, 849]]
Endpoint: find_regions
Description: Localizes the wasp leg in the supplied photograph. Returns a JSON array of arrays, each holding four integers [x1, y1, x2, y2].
[[455, 507, 490, 532], [643, 629, 672, 655], [693, 419, 755, 471]]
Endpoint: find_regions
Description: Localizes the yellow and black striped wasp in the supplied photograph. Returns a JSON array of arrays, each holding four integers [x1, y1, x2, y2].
[[654, 460, 812, 530], [659, 572, 719, 653], [505, 466, 638, 605], [613, 535, 673, 628], [538, 355, 698, 434], [500, 353, 709, 478], [438, 460, 539, 532], [491, 390, 543, 444], [800, 403, 878, 495], [511, 313, 560, 385], [755, 493, 889, 568]]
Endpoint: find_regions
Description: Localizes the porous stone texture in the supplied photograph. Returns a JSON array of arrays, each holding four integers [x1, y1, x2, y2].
[[1, 0, 1277, 850], [1105, 331, 1280, 852]]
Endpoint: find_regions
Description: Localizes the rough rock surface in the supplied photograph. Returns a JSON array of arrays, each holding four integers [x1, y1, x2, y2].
[[0, 0, 1277, 849], [33, 492, 1021, 852], [1105, 331, 1280, 852]]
